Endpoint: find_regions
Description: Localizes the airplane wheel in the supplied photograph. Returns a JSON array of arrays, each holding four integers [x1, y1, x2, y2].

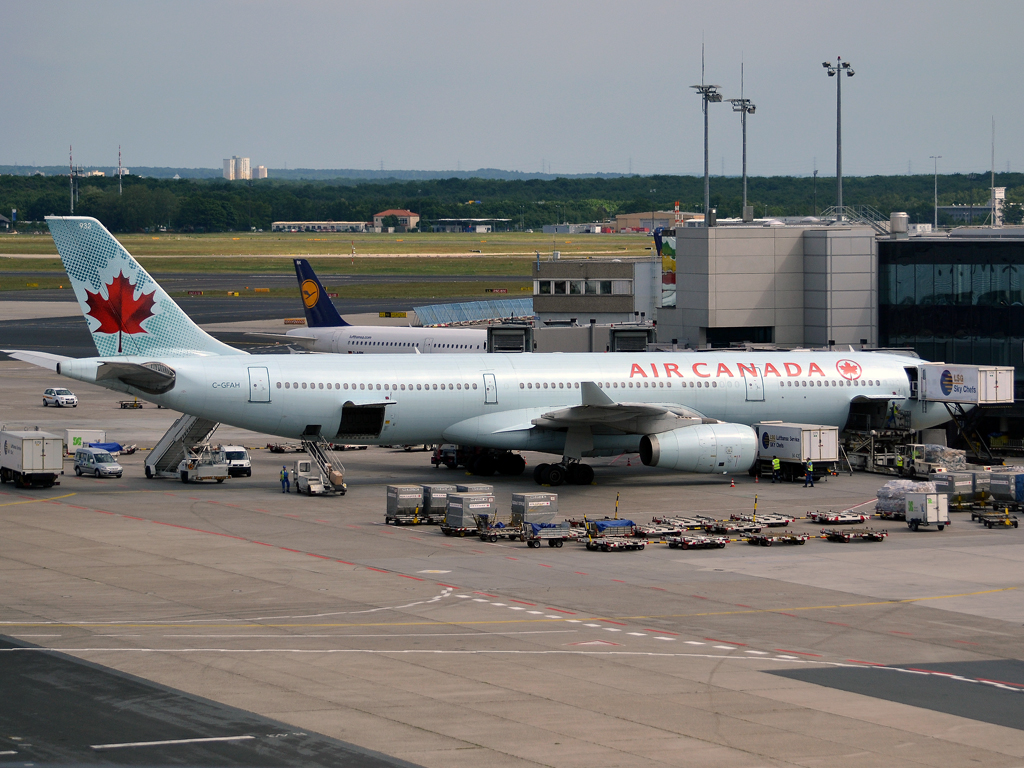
[[575, 464, 595, 485], [533, 463, 550, 484], [473, 456, 496, 476], [545, 464, 566, 486], [498, 453, 526, 476]]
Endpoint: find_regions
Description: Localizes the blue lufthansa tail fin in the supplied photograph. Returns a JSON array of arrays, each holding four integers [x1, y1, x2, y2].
[[293, 259, 348, 328]]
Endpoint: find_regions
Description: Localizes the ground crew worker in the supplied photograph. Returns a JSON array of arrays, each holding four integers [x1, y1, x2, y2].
[[804, 457, 815, 488], [896, 453, 904, 476], [281, 464, 290, 493], [771, 455, 781, 484]]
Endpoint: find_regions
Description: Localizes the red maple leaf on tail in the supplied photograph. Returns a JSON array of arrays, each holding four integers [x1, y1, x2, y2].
[[84, 271, 156, 353]]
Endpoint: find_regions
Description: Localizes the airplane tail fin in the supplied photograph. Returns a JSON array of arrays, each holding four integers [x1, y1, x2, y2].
[[46, 216, 244, 357], [293, 259, 348, 328]]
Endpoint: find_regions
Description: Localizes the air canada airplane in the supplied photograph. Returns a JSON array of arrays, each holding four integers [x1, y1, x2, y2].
[[6, 216, 956, 486], [256, 258, 488, 354]]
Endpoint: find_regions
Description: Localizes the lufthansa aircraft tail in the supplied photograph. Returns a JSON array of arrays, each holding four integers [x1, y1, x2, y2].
[[293, 258, 348, 328], [46, 216, 243, 357]]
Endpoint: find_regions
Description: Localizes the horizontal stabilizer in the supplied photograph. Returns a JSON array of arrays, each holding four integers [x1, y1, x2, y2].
[[95, 361, 176, 395], [1, 350, 70, 371]]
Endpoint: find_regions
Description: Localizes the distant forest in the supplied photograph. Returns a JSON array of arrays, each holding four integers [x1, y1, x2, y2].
[[2, 172, 1022, 232]]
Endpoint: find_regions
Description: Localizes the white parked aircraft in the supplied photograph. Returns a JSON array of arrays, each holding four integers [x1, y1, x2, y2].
[[6, 217, 956, 486], [258, 259, 488, 353]]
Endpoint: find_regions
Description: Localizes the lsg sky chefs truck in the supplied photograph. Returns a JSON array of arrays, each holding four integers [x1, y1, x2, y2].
[[752, 422, 840, 482], [1, 430, 64, 488]]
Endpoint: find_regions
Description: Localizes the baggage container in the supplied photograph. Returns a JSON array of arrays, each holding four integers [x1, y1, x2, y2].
[[511, 492, 558, 526], [970, 471, 991, 501], [386, 485, 424, 524], [990, 472, 1024, 503], [930, 472, 973, 503], [0, 430, 64, 488], [905, 492, 949, 530], [456, 483, 493, 494], [64, 429, 106, 454], [753, 422, 839, 463], [443, 492, 496, 533], [422, 483, 457, 523]]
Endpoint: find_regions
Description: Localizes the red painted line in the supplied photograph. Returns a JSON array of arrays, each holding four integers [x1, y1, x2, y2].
[[775, 649, 822, 657], [436, 583, 458, 589], [650, 587, 666, 591], [67, 505, 89, 510], [366, 567, 389, 573], [954, 640, 979, 645], [307, 554, 331, 560], [510, 599, 535, 606], [890, 631, 912, 636], [734, 604, 752, 608], [599, 619, 627, 626], [122, 515, 145, 520], [440, 543, 454, 547], [506, 557, 519, 561], [611, 579, 626, 583], [474, 592, 499, 597], [573, 571, 588, 575], [848, 659, 884, 666], [827, 621, 851, 627], [398, 575, 425, 581], [976, 677, 1024, 688], [336, 560, 355, 565], [545, 607, 575, 614], [705, 638, 747, 646], [252, 541, 274, 547], [691, 595, 708, 600], [777, 613, 798, 618], [410, 537, 422, 541], [94, 510, 114, 515], [279, 547, 302, 553], [644, 629, 678, 635], [187, 497, 201, 501], [538, 564, 553, 568]]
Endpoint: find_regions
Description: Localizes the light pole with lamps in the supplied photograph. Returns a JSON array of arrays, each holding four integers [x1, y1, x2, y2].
[[822, 57, 854, 215], [930, 155, 942, 230], [691, 83, 723, 226], [728, 64, 756, 221]]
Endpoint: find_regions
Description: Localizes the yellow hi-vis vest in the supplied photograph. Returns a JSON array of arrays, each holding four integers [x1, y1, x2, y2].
[[772, 458, 781, 471], [806, 461, 814, 472]]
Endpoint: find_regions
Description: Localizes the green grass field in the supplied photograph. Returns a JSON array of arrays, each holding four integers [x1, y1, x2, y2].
[[168, 281, 532, 300]]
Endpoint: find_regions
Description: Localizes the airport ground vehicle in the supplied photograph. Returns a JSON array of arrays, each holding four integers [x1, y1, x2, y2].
[[665, 533, 728, 549], [431, 444, 526, 476], [752, 422, 839, 481], [582, 518, 645, 552], [0, 430, 63, 488], [294, 456, 346, 496], [821, 527, 888, 542], [42, 387, 77, 407], [971, 509, 1019, 528], [745, 531, 809, 546], [73, 447, 123, 478], [220, 445, 252, 477], [64, 429, 105, 455], [904, 492, 948, 531], [177, 446, 229, 483]]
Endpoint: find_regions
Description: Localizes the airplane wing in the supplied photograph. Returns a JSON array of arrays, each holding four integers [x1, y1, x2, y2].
[[2, 350, 70, 371], [531, 380, 706, 434]]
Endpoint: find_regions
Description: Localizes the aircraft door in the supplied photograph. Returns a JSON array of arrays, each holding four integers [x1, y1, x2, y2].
[[423, 337, 433, 354], [745, 366, 765, 402], [248, 367, 271, 402], [483, 373, 498, 404]]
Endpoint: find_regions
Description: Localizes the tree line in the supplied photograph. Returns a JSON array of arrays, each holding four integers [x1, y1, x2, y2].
[[2, 172, 1023, 232]]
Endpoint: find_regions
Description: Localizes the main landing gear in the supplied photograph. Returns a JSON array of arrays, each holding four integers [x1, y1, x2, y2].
[[533, 461, 594, 487]]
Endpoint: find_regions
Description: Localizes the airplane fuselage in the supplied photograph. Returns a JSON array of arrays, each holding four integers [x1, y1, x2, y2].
[[287, 325, 487, 354], [59, 350, 945, 454]]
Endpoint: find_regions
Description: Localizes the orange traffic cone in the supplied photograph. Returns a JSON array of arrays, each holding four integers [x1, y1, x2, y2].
[[755, 474, 759, 484], [730, 477, 735, 488]]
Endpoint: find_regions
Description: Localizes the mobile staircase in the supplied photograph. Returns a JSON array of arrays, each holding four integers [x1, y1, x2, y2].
[[145, 415, 220, 478], [299, 434, 347, 495]]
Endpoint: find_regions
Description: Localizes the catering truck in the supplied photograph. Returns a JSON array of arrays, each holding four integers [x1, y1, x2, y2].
[[752, 422, 840, 482], [0, 430, 64, 488]]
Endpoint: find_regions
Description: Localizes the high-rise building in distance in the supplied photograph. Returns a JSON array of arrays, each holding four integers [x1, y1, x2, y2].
[[222, 156, 251, 180], [253, 165, 268, 179]]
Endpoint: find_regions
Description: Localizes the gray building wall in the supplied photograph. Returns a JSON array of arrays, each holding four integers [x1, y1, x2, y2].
[[533, 259, 658, 325], [803, 229, 878, 347]]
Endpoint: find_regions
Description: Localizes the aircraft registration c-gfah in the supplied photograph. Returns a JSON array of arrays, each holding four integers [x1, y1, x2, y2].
[[5, 216, 953, 487], [250, 258, 489, 354]]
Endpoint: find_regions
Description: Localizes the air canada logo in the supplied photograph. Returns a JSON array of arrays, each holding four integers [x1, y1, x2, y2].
[[301, 279, 319, 309], [836, 359, 862, 380], [85, 271, 156, 353], [940, 369, 954, 396], [761, 431, 771, 450]]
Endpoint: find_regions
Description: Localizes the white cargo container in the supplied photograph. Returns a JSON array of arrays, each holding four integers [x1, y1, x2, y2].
[[753, 422, 840, 481], [905, 492, 949, 530], [64, 429, 106, 454], [0, 430, 64, 488], [918, 364, 1014, 404]]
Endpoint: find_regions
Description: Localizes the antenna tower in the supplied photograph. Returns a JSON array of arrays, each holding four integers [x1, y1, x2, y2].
[[69, 146, 74, 214], [118, 145, 122, 195]]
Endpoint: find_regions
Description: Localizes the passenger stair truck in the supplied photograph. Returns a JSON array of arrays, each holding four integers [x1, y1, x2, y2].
[[146, 414, 220, 479], [753, 422, 839, 482], [0, 430, 64, 488], [294, 436, 346, 496]]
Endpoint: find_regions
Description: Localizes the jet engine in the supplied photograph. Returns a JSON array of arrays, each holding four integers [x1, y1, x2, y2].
[[639, 423, 756, 474]]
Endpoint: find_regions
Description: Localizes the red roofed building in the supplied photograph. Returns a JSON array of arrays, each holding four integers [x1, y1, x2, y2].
[[373, 209, 420, 232]]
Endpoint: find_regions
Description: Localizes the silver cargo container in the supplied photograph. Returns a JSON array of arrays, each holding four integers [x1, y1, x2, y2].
[[446, 492, 496, 529], [386, 485, 423, 514], [456, 483, 494, 494], [930, 472, 972, 503], [422, 484, 457, 514], [970, 471, 991, 500], [989, 472, 1024, 503], [511, 492, 558, 526]]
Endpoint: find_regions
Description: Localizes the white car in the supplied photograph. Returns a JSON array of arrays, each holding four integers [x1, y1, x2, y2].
[[43, 387, 78, 407]]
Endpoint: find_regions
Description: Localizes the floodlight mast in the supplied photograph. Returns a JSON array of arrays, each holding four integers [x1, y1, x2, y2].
[[930, 155, 942, 229], [728, 64, 756, 214], [822, 57, 854, 217], [691, 83, 723, 226]]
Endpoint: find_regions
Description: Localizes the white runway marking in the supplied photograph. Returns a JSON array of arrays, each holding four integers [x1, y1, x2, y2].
[[91, 735, 255, 750], [160, 631, 578, 639]]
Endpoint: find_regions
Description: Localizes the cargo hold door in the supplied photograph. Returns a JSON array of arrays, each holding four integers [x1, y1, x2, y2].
[[745, 366, 765, 402], [248, 367, 271, 402]]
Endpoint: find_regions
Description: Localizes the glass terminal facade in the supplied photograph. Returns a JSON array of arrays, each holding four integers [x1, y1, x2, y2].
[[878, 238, 1024, 389]]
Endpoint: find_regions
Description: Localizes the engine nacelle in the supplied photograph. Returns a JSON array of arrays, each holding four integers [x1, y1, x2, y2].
[[639, 423, 756, 474]]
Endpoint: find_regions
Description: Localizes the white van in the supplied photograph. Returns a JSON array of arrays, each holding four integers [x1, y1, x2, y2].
[[73, 447, 123, 478], [220, 445, 252, 477]]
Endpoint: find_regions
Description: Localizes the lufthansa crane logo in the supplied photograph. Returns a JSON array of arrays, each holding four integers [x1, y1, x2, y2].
[[301, 279, 319, 309], [836, 359, 862, 380], [940, 369, 954, 396]]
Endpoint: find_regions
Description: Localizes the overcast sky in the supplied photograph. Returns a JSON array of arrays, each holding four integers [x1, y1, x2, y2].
[[2, 0, 1020, 177]]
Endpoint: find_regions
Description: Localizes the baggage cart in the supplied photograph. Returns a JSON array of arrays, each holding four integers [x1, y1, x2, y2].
[[476, 513, 522, 543], [809, 510, 868, 524], [635, 523, 686, 539], [582, 518, 644, 552], [971, 509, 1019, 529], [821, 527, 888, 542], [651, 515, 713, 530], [745, 530, 810, 546], [386, 485, 425, 525], [702, 519, 762, 534], [524, 521, 574, 548], [665, 533, 729, 549], [730, 513, 795, 527], [905, 492, 949, 531]]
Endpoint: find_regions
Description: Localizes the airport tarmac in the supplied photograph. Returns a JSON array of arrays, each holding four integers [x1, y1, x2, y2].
[[1, 360, 1024, 767]]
